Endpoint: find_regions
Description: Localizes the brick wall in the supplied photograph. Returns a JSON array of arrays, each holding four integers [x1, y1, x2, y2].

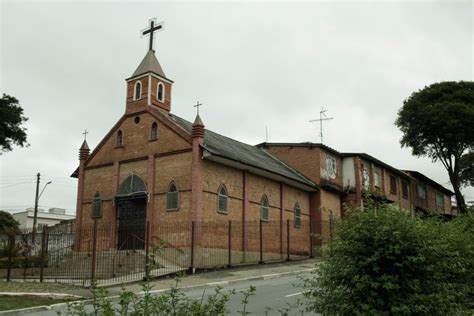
[[87, 113, 191, 167]]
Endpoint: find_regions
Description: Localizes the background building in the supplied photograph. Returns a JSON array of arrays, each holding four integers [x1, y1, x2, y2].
[[11, 208, 75, 230]]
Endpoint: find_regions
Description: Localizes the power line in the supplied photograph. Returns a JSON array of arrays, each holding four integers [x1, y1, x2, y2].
[[0, 182, 36, 189]]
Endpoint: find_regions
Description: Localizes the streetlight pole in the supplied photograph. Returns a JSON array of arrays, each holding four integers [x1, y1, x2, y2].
[[32, 174, 52, 243]]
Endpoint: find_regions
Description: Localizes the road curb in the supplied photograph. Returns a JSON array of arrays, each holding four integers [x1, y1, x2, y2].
[[0, 266, 317, 315]]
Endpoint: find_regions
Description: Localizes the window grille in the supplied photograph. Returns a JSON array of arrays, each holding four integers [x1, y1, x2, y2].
[[436, 193, 444, 208], [389, 175, 397, 194], [151, 122, 158, 140], [92, 191, 102, 218], [157, 83, 164, 102], [417, 184, 427, 200], [116, 130, 123, 147], [217, 185, 228, 213], [134, 81, 142, 100], [260, 195, 269, 221], [167, 182, 179, 210], [402, 181, 409, 198], [294, 203, 301, 228]]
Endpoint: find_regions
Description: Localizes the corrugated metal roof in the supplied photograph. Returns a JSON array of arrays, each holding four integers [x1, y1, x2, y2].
[[169, 114, 318, 189]]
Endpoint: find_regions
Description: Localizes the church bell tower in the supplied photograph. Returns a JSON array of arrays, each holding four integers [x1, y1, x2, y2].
[[125, 19, 173, 114]]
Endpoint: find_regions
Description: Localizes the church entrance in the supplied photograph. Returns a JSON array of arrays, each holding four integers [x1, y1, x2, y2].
[[117, 196, 146, 250], [115, 174, 149, 250]]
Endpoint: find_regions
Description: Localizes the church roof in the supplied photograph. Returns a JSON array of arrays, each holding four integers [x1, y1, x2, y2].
[[168, 114, 318, 190], [130, 50, 166, 78]]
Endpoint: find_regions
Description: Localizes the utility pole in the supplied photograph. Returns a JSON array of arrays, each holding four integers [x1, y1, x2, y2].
[[32, 173, 40, 243], [32, 174, 52, 243], [309, 108, 334, 144]]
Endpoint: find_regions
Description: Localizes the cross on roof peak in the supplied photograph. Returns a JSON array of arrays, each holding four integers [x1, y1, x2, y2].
[[194, 101, 203, 115], [82, 130, 88, 141], [142, 18, 164, 52]]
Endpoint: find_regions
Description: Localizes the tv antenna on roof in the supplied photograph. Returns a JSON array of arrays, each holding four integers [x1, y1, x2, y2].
[[309, 108, 334, 144]]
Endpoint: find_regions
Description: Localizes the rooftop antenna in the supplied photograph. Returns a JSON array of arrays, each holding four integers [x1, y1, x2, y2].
[[265, 125, 268, 143], [309, 108, 334, 144]]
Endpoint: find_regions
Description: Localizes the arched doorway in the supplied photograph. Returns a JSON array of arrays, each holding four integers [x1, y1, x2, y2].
[[116, 174, 148, 250]]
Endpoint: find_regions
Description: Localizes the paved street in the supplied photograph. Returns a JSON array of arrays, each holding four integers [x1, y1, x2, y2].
[[22, 272, 316, 315], [177, 273, 315, 315]]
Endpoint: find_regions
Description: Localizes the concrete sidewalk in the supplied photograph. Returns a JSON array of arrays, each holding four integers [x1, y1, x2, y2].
[[105, 258, 320, 296]]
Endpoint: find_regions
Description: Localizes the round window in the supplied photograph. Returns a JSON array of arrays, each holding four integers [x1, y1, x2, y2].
[[134, 116, 140, 124]]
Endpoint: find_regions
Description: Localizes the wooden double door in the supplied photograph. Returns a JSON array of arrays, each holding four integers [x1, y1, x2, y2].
[[117, 196, 147, 250]]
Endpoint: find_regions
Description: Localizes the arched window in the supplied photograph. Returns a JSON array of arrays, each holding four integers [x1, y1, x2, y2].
[[260, 195, 269, 221], [217, 185, 228, 214], [91, 191, 102, 219], [294, 203, 301, 228], [116, 130, 123, 147], [134, 81, 142, 100], [157, 82, 164, 102], [150, 122, 158, 140], [118, 174, 147, 196], [166, 181, 179, 210]]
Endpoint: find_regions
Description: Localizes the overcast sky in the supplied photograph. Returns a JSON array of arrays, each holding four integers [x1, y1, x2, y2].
[[0, 0, 472, 214]]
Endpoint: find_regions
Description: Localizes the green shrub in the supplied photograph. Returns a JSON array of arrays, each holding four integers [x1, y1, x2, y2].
[[302, 203, 473, 315], [63, 276, 257, 316]]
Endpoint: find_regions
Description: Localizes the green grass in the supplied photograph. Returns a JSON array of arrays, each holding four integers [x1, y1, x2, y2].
[[0, 295, 76, 311]]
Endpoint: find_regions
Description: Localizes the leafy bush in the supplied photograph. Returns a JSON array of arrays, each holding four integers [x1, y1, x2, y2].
[[62, 276, 256, 316], [302, 203, 474, 315]]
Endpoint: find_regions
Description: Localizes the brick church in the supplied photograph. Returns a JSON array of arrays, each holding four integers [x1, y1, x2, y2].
[[72, 20, 323, 260], [72, 20, 454, 261]]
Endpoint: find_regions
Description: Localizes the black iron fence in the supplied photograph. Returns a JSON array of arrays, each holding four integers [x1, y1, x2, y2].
[[0, 219, 333, 286]]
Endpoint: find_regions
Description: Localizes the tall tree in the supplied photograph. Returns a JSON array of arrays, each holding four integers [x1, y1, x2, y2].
[[0, 94, 29, 153], [395, 81, 474, 214]]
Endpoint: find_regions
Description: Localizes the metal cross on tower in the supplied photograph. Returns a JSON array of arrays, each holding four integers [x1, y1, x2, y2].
[[194, 101, 202, 115], [309, 108, 334, 144], [82, 130, 89, 141], [142, 18, 164, 51]]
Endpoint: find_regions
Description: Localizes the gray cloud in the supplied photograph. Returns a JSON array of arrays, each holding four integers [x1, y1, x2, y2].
[[1, 1, 472, 213]]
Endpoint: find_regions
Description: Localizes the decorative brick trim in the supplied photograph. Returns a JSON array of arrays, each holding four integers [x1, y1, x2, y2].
[[202, 189, 243, 201], [120, 156, 148, 164], [155, 148, 192, 158]]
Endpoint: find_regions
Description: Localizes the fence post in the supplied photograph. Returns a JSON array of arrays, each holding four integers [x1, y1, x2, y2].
[[145, 221, 150, 281], [286, 219, 290, 261], [227, 221, 232, 267], [190, 221, 195, 272], [39, 227, 48, 282], [329, 216, 334, 241], [309, 220, 314, 258], [90, 219, 98, 283], [6, 233, 14, 282], [259, 220, 263, 264]]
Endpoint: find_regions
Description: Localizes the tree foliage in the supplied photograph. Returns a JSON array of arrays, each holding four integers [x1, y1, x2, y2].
[[302, 203, 474, 315], [0, 94, 29, 153], [459, 151, 474, 187], [0, 210, 20, 233], [395, 81, 474, 213]]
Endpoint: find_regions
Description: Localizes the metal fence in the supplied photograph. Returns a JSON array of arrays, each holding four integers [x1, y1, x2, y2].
[[0, 219, 332, 286]]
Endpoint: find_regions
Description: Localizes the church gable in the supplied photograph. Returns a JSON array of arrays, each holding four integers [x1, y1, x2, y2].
[[86, 111, 191, 167]]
